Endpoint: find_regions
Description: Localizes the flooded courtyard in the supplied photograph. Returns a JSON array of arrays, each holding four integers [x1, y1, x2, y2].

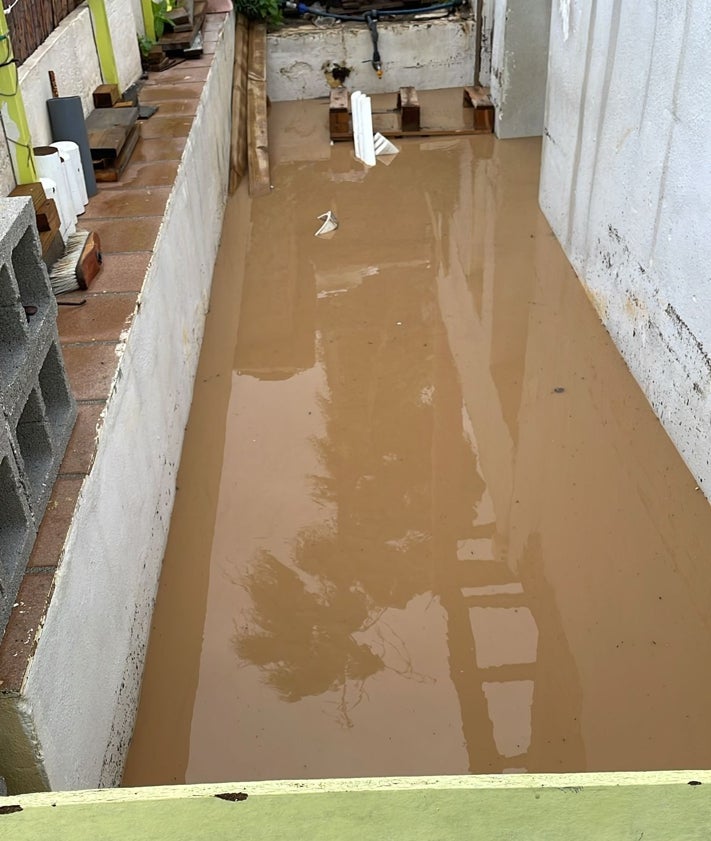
[[123, 98, 711, 786]]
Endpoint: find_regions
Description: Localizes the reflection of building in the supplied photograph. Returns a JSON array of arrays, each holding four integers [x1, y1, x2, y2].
[[234, 136, 585, 775]]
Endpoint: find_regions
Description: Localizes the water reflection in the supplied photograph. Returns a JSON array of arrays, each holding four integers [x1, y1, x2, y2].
[[125, 100, 711, 787], [230, 134, 584, 774]]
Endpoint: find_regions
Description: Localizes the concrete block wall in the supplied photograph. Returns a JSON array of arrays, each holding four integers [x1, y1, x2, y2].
[[0, 197, 76, 633], [540, 0, 711, 497]]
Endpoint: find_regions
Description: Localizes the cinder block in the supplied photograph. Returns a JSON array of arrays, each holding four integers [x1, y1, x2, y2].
[[0, 420, 37, 634], [0, 197, 76, 638], [0, 198, 58, 416]]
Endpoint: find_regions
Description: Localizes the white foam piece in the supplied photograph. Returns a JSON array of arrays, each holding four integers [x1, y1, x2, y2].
[[351, 91, 376, 167], [374, 132, 399, 156]]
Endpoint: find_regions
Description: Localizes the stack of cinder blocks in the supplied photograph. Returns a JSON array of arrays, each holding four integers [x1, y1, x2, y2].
[[0, 197, 76, 636]]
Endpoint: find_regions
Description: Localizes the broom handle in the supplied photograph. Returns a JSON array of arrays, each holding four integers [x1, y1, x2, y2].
[[48, 70, 59, 98]]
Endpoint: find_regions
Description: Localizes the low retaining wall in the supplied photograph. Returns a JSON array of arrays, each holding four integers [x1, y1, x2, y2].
[[1, 13, 236, 791]]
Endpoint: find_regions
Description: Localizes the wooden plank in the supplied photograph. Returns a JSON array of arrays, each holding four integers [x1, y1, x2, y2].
[[329, 88, 350, 137], [159, 0, 206, 49], [92, 84, 120, 108], [463, 85, 494, 132], [228, 15, 249, 195], [86, 106, 139, 159], [397, 86, 420, 132], [9, 182, 47, 212], [247, 22, 270, 198], [94, 123, 141, 182]]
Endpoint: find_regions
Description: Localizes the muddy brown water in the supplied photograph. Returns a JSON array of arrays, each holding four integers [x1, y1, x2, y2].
[[123, 98, 711, 786]]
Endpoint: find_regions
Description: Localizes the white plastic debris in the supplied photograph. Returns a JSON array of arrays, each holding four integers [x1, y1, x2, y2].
[[315, 211, 339, 237], [374, 132, 399, 157]]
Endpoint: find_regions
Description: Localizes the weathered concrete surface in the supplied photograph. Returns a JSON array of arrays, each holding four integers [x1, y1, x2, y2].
[[5, 773, 711, 841], [2, 13, 236, 792], [540, 0, 711, 498], [267, 18, 476, 101], [489, 0, 552, 138]]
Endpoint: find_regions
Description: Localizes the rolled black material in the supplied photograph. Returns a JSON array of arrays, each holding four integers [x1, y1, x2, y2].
[[47, 96, 97, 197]]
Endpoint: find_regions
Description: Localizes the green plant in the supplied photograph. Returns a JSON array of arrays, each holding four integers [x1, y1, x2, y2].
[[138, 33, 153, 57], [152, 0, 176, 40], [234, 0, 282, 25]]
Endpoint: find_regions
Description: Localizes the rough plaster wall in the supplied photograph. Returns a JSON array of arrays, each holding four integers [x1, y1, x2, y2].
[[132, 0, 146, 37], [18, 8, 102, 148], [18, 15, 235, 791], [489, 0, 551, 138], [105, 0, 143, 93], [478, 0, 494, 85], [267, 19, 475, 101], [540, 0, 711, 495]]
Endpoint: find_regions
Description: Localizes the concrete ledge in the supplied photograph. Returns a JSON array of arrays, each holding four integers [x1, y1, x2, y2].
[[267, 17, 476, 101], [2, 772, 711, 839], [0, 11, 236, 793]]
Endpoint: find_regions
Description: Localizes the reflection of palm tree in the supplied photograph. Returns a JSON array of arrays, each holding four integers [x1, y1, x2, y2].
[[233, 264, 484, 726], [234, 549, 384, 705]]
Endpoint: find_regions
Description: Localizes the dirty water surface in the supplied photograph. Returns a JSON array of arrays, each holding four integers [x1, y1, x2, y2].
[[123, 99, 711, 786]]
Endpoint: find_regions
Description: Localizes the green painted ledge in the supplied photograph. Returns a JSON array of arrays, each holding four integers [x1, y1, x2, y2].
[[2, 773, 711, 840]]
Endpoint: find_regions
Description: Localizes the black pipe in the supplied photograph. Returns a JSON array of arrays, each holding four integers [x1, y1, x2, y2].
[[365, 12, 382, 77]]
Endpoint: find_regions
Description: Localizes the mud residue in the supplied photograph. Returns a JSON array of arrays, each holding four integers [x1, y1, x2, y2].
[[123, 98, 711, 786]]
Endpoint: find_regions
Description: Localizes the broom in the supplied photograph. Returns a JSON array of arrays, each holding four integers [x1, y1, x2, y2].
[[48, 230, 103, 294]]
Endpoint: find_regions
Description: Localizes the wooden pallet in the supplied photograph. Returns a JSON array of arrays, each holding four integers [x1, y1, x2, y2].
[[329, 86, 495, 141]]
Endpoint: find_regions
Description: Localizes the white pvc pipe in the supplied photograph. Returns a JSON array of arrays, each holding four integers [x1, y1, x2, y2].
[[52, 140, 87, 212], [34, 147, 76, 239]]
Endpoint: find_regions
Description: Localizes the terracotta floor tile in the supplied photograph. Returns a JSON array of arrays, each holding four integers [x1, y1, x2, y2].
[[88, 217, 162, 253], [84, 252, 150, 293], [0, 572, 54, 693], [98, 160, 181, 190], [83, 187, 170, 219], [173, 54, 214, 67], [140, 83, 205, 102], [57, 293, 136, 343], [140, 99, 199, 117], [131, 137, 187, 163], [144, 66, 211, 85], [61, 343, 119, 401], [139, 116, 193, 140], [27, 477, 83, 568], [59, 402, 104, 475]]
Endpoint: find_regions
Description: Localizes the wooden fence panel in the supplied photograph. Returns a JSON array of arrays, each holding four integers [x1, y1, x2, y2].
[[9, 0, 83, 64]]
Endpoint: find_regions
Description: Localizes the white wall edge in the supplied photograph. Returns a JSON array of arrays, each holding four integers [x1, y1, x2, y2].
[[13, 12, 236, 791]]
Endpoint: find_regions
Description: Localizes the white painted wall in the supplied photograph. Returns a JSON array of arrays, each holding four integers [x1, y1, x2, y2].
[[540, 0, 711, 496], [105, 0, 143, 92], [489, 0, 551, 138], [15, 13, 235, 790], [18, 9, 103, 149], [267, 18, 476, 101]]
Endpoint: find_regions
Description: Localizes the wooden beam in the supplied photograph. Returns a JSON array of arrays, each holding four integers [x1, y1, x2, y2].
[[247, 23, 270, 198], [397, 86, 420, 132], [228, 15, 249, 195]]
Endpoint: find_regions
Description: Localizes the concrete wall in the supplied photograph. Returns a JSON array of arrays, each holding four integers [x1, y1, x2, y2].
[[489, 0, 551, 138], [105, 0, 144, 92], [14, 14, 235, 790], [540, 0, 711, 496], [267, 18, 476, 101]]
